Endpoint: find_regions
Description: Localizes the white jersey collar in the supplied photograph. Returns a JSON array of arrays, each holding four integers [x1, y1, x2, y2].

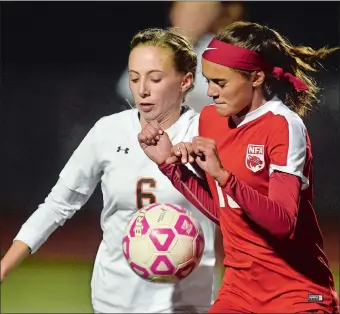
[[231, 96, 283, 127]]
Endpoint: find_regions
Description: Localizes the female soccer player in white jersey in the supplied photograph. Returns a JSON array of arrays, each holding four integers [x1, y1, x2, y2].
[[0, 28, 217, 313]]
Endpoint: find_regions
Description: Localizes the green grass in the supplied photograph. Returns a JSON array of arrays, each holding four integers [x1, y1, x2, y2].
[[1, 260, 338, 313], [1, 260, 94, 313]]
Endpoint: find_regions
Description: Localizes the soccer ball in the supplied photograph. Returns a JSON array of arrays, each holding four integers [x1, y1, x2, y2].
[[122, 203, 205, 283]]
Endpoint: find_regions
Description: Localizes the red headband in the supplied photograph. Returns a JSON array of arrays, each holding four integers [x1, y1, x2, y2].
[[202, 39, 309, 91]]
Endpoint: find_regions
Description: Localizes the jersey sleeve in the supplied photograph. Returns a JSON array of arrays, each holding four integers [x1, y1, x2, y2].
[[14, 120, 104, 254], [158, 163, 220, 225], [59, 119, 103, 195], [221, 171, 300, 239], [268, 115, 309, 188], [14, 178, 91, 253]]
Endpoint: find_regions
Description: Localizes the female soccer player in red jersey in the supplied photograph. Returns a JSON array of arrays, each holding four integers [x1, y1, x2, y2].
[[138, 21, 339, 313]]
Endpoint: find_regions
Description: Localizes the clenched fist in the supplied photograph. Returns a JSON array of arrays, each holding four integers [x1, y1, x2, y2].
[[138, 121, 173, 165]]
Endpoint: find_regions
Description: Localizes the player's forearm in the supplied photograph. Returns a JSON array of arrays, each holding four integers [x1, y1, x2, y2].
[[159, 163, 219, 224], [1, 240, 31, 281], [219, 171, 300, 239], [14, 180, 87, 254]]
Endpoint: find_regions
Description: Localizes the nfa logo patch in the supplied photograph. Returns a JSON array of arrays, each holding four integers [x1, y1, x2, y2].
[[246, 144, 265, 173]]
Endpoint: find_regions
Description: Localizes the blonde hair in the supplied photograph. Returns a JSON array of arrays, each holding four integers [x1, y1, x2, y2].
[[130, 27, 197, 102]]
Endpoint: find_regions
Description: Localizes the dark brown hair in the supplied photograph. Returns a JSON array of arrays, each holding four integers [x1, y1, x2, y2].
[[215, 21, 339, 116], [130, 28, 197, 102]]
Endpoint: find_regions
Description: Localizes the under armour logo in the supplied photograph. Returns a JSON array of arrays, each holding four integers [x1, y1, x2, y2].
[[117, 146, 129, 154]]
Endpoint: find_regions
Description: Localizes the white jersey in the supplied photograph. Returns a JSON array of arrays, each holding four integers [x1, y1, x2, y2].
[[15, 106, 217, 313]]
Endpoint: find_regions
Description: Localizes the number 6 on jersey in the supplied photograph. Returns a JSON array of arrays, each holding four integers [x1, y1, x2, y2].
[[136, 178, 157, 209]]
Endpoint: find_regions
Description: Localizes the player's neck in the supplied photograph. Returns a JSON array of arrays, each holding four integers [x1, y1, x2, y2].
[[236, 93, 268, 118], [139, 107, 182, 130]]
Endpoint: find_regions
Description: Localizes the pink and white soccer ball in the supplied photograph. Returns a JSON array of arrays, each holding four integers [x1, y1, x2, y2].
[[122, 203, 205, 283]]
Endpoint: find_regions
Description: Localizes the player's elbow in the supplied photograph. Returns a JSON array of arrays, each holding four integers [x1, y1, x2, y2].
[[271, 214, 297, 240], [47, 198, 79, 224]]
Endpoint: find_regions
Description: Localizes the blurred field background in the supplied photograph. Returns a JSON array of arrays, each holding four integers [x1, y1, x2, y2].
[[2, 1, 339, 313], [1, 262, 339, 313], [1, 211, 339, 313]]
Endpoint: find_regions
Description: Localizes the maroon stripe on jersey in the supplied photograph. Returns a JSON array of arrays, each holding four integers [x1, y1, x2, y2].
[[158, 163, 220, 225]]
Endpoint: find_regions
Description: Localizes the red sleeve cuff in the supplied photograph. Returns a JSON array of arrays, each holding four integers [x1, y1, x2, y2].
[[158, 162, 171, 171], [218, 171, 233, 188]]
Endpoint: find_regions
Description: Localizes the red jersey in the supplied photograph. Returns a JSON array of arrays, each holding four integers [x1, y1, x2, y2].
[[159, 98, 338, 313]]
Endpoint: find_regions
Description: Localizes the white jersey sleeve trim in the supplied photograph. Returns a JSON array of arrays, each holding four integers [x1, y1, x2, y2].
[[269, 112, 309, 190], [269, 165, 309, 189], [215, 181, 225, 208]]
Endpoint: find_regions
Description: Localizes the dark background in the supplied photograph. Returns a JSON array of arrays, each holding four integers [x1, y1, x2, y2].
[[1, 0, 339, 295], [1, 2, 339, 312]]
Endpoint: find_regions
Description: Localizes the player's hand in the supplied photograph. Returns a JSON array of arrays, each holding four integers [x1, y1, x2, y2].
[[138, 121, 173, 165], [0, 262, 6, 283], [191, 136, 229, 184], [166, 142, 196, 165]]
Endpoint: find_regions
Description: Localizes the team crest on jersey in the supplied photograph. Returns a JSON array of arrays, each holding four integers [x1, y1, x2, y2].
[[246, 144, 265, 173]]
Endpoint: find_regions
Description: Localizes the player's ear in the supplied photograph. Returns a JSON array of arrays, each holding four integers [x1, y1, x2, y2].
[[252, 70, 265, 87], [180, 72, 194, 93]]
